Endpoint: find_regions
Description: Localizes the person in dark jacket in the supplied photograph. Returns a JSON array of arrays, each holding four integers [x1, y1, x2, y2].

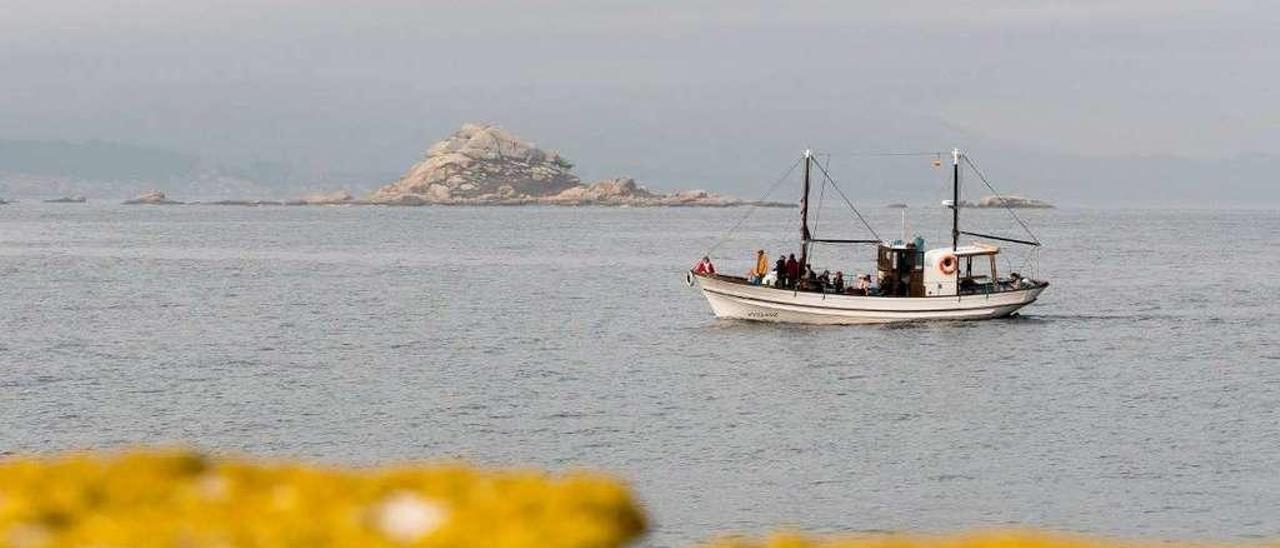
[[774, 256, 787, 288], [803, 265, 818, 291], [785, 254, 799, 289]]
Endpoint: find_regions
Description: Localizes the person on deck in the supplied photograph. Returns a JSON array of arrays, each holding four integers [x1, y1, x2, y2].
[[785, 254, 799, 289], [804, 265, 818, 290], [774, 256, 787, 288], [832, 271, 845, 292], [818, 270, 831, 289], [693, 256, 716, 275], [751, 250, 769, 285]]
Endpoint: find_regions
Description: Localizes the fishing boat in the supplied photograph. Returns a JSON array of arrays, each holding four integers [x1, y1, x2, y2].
[[688, 149, 1048, 324]]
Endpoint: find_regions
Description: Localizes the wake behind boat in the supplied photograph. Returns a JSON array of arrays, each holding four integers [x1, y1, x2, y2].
[[688, 149, 1048, 325]]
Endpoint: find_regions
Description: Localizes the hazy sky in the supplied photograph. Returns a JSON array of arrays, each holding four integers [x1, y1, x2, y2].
[[2, 1, 1277, 192]]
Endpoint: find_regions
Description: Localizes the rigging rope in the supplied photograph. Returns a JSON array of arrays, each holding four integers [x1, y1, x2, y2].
[[960, 155, 1042, 246], [809, 158, 883, 243], [808, 156, 834, 269], [697, 157, 803, 260], [811, 157, 830, 242]]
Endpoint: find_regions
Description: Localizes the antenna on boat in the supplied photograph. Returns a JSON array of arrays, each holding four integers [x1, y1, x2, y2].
[[900, 206, 908, 243], [799, 149, 813, 269], [951, 147, 961, 251]]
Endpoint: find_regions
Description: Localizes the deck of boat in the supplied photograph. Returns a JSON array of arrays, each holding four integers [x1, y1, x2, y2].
[[697, 273, 1048, 299]]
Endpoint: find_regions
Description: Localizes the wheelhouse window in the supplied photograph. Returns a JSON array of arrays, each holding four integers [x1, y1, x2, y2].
[[958, 253, 998, 294]]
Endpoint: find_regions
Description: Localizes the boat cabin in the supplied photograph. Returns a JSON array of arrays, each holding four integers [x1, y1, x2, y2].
[[876, 242, 925, 297], [874, 241, 1001, 298], [923, 243, 999, 297]]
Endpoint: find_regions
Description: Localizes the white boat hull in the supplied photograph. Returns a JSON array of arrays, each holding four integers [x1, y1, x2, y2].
[[693, 273, 1046, 325]]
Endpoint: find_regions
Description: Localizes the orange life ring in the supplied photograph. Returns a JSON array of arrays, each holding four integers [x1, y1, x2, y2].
[[939, 254, 958, 275]]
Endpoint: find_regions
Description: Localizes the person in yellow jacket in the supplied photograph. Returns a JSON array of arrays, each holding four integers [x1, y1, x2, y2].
[[750, 249, 768, 285]]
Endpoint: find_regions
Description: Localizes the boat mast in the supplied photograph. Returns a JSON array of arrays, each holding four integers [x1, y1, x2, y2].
[[799, 149, 812, 268], [951, 147, 961, 250]]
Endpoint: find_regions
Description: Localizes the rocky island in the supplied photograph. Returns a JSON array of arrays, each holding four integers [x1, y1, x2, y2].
[[369, 123, 788, 207], [101, 125, 790, 207], [123, 190, 183, 205], [973, 195, 1053, 208], [944, 195, 1053, 209]]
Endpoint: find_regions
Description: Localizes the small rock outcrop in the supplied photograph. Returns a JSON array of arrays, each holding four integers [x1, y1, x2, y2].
[[974, 195, 1053, 208], [45, 195, 87, 203], [286, 190, 356, 206], [541, 178, 781, 207], [123, 190, 182, 205], [202, 199, 285, 206], [369, 124, 789, 207], [546, 177, 757, 207], [545, 177, 655, 205]]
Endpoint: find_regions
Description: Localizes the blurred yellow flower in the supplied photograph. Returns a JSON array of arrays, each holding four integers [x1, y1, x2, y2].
[[0, 449, 645, 548]]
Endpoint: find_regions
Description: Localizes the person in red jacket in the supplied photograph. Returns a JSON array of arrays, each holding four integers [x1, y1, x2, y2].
[[693, 256, 716, 275], [785, 254, 799, 288]]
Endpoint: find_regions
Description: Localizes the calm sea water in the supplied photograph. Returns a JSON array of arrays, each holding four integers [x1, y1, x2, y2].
[[2, 203, 1278, 545]]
